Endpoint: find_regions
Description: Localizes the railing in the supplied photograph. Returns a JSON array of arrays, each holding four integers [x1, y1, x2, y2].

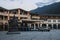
[[41, 21, 60, 24], [0, 20, 8, 23], [20, 15, 28, 17], [0, 12, 8, 16], [0, 12, 18, 17], [0, 12, 28, 17]]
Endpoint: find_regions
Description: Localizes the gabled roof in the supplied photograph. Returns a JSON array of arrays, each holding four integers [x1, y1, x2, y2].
[[0, 7, 8, 11], [9, 8, 28, 12]]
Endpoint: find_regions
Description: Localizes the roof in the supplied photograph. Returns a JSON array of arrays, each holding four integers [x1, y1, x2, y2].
[[30, 12, 60, 16], [9, 8, 28, 12], [0, 7, 8, 11]]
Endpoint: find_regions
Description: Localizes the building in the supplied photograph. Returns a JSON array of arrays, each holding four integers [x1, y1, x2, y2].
[[0, 7, 60, 31]]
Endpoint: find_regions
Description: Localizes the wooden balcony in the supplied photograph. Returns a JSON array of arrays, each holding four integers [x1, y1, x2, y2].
[[0, 12, 8, 16], [0, 20, 8, 23], [20, 15, 28, 17]]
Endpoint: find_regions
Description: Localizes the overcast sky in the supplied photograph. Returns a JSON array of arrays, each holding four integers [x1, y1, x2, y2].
[[0, 0, 60, 11]]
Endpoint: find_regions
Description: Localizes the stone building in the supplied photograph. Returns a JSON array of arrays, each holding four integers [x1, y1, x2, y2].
[[0, 7, 60, 31]]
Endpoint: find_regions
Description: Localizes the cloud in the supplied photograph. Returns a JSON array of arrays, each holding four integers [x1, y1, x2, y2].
[[36, 0, 60, 7], [0, 0, 60, 11]]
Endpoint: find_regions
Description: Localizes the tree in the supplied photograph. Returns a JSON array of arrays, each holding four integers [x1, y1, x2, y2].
[[8, 15, 19, 32]]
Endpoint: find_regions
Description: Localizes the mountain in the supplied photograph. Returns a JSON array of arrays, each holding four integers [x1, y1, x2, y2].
[[30, 2, 60, 16]]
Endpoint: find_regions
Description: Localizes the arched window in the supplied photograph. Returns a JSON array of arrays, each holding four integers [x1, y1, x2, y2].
[[35, 24, 38, 29], [42, 24, 46, 28], [48, 24, 52, 29], [53, 24, 57, 29], [31, 24, 34, 29], [58, 24, 60, 29]]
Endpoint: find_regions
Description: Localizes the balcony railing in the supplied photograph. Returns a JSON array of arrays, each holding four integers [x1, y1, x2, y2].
[[20, 15, 28, 17], [0, 20, 8, 23], [0, 12, 8, 16]]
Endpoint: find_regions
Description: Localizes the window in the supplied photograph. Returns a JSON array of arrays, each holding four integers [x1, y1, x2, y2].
[[40, 18, 47, 21], [20, 11, 27, 15], [48, 24, 52, 29], [20, 13, 22, 15], [13, 11, 17, 14], [20, 17, 27, 19], [58, 20, 60, 22], [42, 24, 46, 28], [35, 24, 38, 29], [53, 20, 56, 22], [10, 10, 18, 14], [31, 24, 34, 29], [10, 17, 18, 19], [32, 18, 39, 20], [48, 20, 51, 22], [4, 16, 8, 20], [0, 15, 3, 20], [24, 12, 27, 15], [53, 24, 57, 29]]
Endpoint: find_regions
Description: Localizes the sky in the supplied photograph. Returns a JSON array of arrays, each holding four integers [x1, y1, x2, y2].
[[0, 0, 60, 11]]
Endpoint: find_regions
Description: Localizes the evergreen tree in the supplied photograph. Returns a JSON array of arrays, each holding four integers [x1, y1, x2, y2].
[[8, 15, 19, 32]]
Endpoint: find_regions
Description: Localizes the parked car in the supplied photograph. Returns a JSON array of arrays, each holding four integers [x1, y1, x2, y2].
[[38, 27, 50, 31]]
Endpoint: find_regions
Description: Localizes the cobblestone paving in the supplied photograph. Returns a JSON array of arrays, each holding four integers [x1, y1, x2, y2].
[[0, 30, 60, 40]]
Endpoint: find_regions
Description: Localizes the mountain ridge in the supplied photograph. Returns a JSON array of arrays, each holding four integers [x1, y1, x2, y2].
[[30, 2, 60, 15]]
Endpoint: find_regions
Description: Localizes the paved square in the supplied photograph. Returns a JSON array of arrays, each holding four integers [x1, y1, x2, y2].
[[0, 30, 60, 40]]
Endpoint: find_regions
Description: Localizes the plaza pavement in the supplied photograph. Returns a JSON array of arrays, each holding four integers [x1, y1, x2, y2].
[[0, 30, 60, 40]]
